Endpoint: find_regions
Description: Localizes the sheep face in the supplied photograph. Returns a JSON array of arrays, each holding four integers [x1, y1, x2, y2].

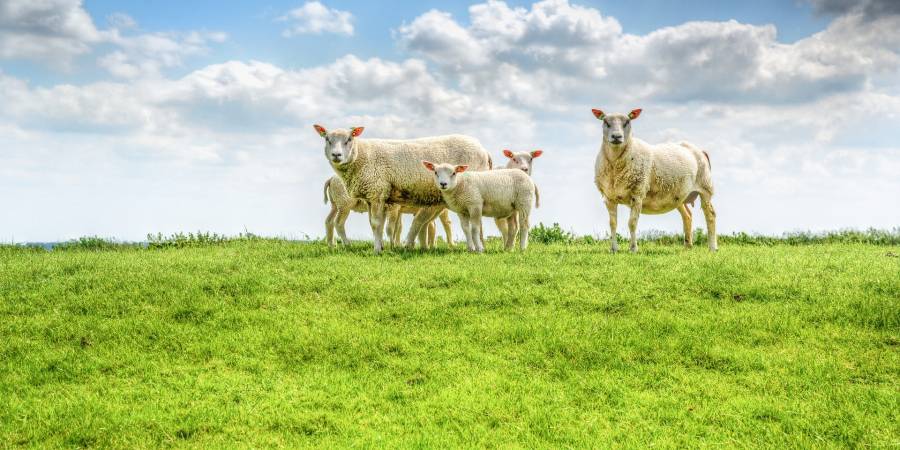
[[592, 109, 641, 148], [503, 149, 543, 175], [313, 125, 364, 166], [422, 161, 467, 191]]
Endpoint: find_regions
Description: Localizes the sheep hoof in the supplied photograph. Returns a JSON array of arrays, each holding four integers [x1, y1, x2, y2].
[[629, 245, 638, 254]]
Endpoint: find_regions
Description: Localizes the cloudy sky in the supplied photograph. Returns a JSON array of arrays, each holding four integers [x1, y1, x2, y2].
[[1, 0, 898, 242]]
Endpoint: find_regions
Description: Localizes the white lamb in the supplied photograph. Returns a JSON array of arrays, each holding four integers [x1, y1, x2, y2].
[[314, 125, 492, 254], [422, 161, 538, 252], [323, 176, 452, 248], [495, 149, 543, 244], [592, 108, 717, 253], [323, 175, 367, 246]]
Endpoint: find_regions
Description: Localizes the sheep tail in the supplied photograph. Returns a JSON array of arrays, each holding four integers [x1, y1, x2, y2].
[[534, 184, 541, 209], [703, 150, 711, 171], [323, 178, 331, 204], [487, 154, 493, 170]]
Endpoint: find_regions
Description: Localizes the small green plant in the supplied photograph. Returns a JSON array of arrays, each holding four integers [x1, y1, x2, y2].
[[52, 236, 137, 251], [147, 231, 265, 249], [530, 222, 575, 244]]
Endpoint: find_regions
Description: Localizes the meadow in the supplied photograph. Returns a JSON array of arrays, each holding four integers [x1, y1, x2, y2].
[[1, 230, 898, 448]]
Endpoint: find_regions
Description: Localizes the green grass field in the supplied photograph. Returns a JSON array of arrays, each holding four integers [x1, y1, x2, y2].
[[1, 238, 898, 448]]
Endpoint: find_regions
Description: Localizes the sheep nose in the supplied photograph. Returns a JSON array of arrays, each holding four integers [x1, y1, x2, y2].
[[439, 182, 447, 188], [331, 153, 341, 158]]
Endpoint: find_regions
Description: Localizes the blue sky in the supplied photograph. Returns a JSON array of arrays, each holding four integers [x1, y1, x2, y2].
[[1, 0, 898, 242]]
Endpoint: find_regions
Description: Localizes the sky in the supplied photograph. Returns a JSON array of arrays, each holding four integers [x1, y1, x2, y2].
[[1, 0, 898, 242]]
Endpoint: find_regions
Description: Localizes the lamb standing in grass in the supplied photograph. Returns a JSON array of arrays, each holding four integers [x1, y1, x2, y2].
[[422, 161, 538, 252], [323, 175, 368, 247], [495, 149, 543, 245], [314, 125, 492, 254], [592, 108, 717, 253]]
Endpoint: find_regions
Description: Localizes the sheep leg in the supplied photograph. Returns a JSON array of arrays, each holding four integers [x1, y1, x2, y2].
[[335, 208, 351, 245], [404, 209, 430, 248], [495, 217, 508, 246], [439, 209, 454, 248], [605, 199, 619, 253], [368, 201, 387, 254], [426, 221, 436, 248], [417, 224, 428, 248], [518, 208, 530, 251], [325, 205, 338, 247], [505, 215, 518, 251], [458, 214, 475, 251], [677, 204, 693, 249], [628, 199, 643, 253], [700, 192, 718, 252], [469, 208, 484, 253], [386, 206, 400, 247]]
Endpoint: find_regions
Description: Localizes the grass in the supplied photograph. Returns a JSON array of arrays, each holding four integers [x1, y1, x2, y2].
[[1, 237, 898, 448]]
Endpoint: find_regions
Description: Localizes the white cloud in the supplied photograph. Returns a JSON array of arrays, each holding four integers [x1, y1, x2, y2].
[[279, 1, 354, 37], [397, 0, 900, 105], [99, 29, 228, 79], [106, 12, 137, 30], [0, 0, 227, 78], [0, 0, 101, 67]]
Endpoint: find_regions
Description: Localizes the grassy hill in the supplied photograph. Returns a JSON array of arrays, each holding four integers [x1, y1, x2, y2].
[[1, 237, 898, 447]]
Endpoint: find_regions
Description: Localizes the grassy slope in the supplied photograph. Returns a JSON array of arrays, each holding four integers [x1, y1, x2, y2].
[[1, 241, 898, 448]]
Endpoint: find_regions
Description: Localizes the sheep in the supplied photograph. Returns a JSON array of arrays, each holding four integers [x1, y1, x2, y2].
[[422, 161, 538, 252], [324, 175, 452, 248], [314, 125, 492, 254], [387, 207, 455, 249], [495, 149, 543, 244], [591, 108, 717, 253], [323, 175, 368, 247]]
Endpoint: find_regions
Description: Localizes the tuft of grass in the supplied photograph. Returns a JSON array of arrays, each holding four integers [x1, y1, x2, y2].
[[530, 222, 576, 244], [0, 238, 897, 447], [147, 231, 265, 249], [51, 236, 141, 252]]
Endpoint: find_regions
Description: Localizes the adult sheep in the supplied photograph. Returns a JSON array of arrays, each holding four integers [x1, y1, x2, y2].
[[314, 125, 492, 254], [592, 108, 717, 253]]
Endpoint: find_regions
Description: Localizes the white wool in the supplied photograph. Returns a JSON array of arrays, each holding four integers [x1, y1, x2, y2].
[[495, 149, 543, 245], [429, 165, 537, 252], [318, 126, 492, 253], [323, 175, 368, 247], [592, 111, 717, 253]]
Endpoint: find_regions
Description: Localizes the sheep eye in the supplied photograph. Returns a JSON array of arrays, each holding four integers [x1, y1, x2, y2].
[[345, 138, 351, 145], [624, 120, 630, 127]]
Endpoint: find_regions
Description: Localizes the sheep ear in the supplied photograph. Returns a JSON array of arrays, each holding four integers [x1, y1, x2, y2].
[[531, 150, 543, 158], [351, 127, 364, 137], [503, 149, 514, 158], [313, 124, 327, 137], [421, 160, 435, 172], [455, 165, 468, 173], [591, 109, 605, 120], [628, 109, 642, 120]]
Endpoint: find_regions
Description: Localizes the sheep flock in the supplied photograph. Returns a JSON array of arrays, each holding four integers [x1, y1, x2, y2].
[[315, 108, 717, 254]]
